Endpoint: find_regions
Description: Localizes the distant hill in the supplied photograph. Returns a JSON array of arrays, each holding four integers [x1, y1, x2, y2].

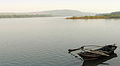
[[0, 9, 96, 18], [111, 11, 120, 15], [39, 9, 96, 17], [96, 11, 120, 16], [67, 11, 120, 19]]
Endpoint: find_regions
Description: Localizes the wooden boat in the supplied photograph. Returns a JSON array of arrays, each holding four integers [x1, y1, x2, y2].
[[68, 44, 117, 61], [82, 53, 117, 66]]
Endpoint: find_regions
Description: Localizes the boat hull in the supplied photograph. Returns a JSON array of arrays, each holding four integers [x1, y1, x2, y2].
[[77, 45, 117, 60]]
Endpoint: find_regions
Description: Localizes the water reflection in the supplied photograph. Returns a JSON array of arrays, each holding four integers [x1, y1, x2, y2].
[[82, 53, 117, 66]]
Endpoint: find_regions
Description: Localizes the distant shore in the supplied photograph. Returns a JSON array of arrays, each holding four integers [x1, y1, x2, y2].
[[0, 15, 53, 18], [66, 16, 120, 19]]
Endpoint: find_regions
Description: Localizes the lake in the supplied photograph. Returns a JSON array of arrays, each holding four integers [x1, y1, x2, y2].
[[0, 17, 120, 66]]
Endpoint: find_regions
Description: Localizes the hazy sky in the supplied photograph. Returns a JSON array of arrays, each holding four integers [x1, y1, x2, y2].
[[0, 0, 120, 13]]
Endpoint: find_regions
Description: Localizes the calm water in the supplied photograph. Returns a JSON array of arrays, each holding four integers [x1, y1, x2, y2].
[[0, 17, 120, 66]]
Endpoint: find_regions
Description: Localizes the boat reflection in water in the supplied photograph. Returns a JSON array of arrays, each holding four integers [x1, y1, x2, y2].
[[82, 53, 117, 66]]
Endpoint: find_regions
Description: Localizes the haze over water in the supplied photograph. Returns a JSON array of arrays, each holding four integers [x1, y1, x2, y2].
[[0, 17, 120, 66]]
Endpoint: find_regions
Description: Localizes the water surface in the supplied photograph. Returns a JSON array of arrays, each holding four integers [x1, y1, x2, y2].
[[0, 17, 120, 66]]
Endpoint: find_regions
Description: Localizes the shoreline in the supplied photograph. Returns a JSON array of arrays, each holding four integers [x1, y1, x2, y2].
[[66, 16, 120, 19]]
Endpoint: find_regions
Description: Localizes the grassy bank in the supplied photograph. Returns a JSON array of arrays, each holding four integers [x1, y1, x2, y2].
[[66, 15, 120, 19]]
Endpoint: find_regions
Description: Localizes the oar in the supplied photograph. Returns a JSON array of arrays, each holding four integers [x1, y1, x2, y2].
[[68, 45, 101, 53], [68, 46, 84, 53], [88, 50, 110, 56]]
